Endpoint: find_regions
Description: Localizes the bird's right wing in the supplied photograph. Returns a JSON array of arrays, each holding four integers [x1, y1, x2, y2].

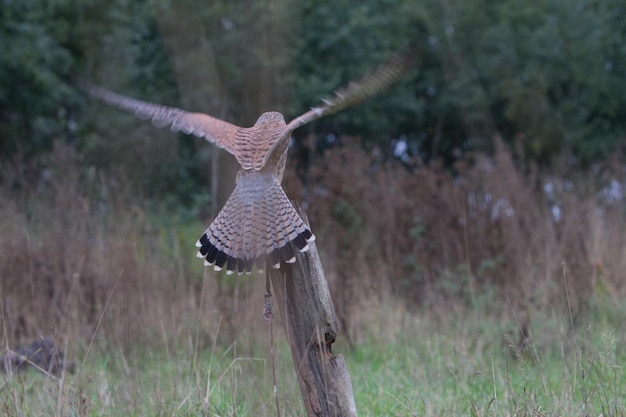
[[79, 81, 249, 165]]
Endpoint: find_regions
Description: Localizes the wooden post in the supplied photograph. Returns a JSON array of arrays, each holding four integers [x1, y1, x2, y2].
[[268, 236, 357, 417]]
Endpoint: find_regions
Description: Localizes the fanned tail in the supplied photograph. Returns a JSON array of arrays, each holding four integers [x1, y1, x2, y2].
[[195, 178, 314, 274]]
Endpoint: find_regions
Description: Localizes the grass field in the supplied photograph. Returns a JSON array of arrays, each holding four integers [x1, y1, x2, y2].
[[2, 298, 625, 416], [2, 144, 626, 416]]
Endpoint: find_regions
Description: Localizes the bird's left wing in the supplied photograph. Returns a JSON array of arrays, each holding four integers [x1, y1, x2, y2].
[[263, 44, 419, 166], [287, 44, 418, 133], [79, 81, 249, 166]]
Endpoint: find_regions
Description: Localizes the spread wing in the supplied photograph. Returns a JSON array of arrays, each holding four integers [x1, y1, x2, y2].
[[285, 44, 419, 133], [263, 44, 419, 166], [80, 80, 261, 169]]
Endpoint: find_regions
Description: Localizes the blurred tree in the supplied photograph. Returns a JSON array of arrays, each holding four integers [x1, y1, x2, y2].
[[0, 0, 81, 159], [2, 0, 626, 192], [477, 0, 626, 164]]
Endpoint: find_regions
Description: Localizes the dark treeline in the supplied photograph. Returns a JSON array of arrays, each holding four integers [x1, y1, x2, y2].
[[1, 0, 625, 197]]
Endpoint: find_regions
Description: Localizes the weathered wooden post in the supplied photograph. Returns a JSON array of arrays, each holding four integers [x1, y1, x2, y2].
[[260, 43, 419, 415], [268, 214, 357, 417]]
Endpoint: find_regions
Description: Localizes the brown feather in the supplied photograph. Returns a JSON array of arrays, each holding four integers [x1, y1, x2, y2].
[[80, 43, 416, 273]]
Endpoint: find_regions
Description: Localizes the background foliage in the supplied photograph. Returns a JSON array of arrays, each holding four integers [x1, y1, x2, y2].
[[2, 0, 625, 179], [2, 0, 626, 338]]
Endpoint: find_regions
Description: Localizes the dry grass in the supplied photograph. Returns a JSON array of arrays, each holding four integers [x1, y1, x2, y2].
[[1, 139, 625, 415], [1, 296, 625, 416], [286, 136, 626, 341], [0, 143, 266, 353], [3, 138, 626, 347]]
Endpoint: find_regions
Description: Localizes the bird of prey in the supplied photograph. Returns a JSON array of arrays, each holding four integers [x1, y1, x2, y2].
[[81, 47, 415, 275]]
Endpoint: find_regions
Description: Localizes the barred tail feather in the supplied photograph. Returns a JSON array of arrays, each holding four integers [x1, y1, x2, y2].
[[195, 177, 314, 274]]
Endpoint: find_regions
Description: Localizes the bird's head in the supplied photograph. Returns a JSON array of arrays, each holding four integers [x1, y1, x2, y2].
[[254, 111, 286, 128]]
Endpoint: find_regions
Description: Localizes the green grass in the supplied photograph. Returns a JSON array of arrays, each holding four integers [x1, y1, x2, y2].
[[2, 301, 625, 417]]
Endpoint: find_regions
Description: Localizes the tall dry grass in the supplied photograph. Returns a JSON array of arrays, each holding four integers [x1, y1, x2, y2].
[[285, 136, 626, 341], [1, 138, 625, 353], [0, 143, 264, 356]]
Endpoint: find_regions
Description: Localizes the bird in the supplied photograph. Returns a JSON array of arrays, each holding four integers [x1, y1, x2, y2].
[[81, 46, 416, 275]]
